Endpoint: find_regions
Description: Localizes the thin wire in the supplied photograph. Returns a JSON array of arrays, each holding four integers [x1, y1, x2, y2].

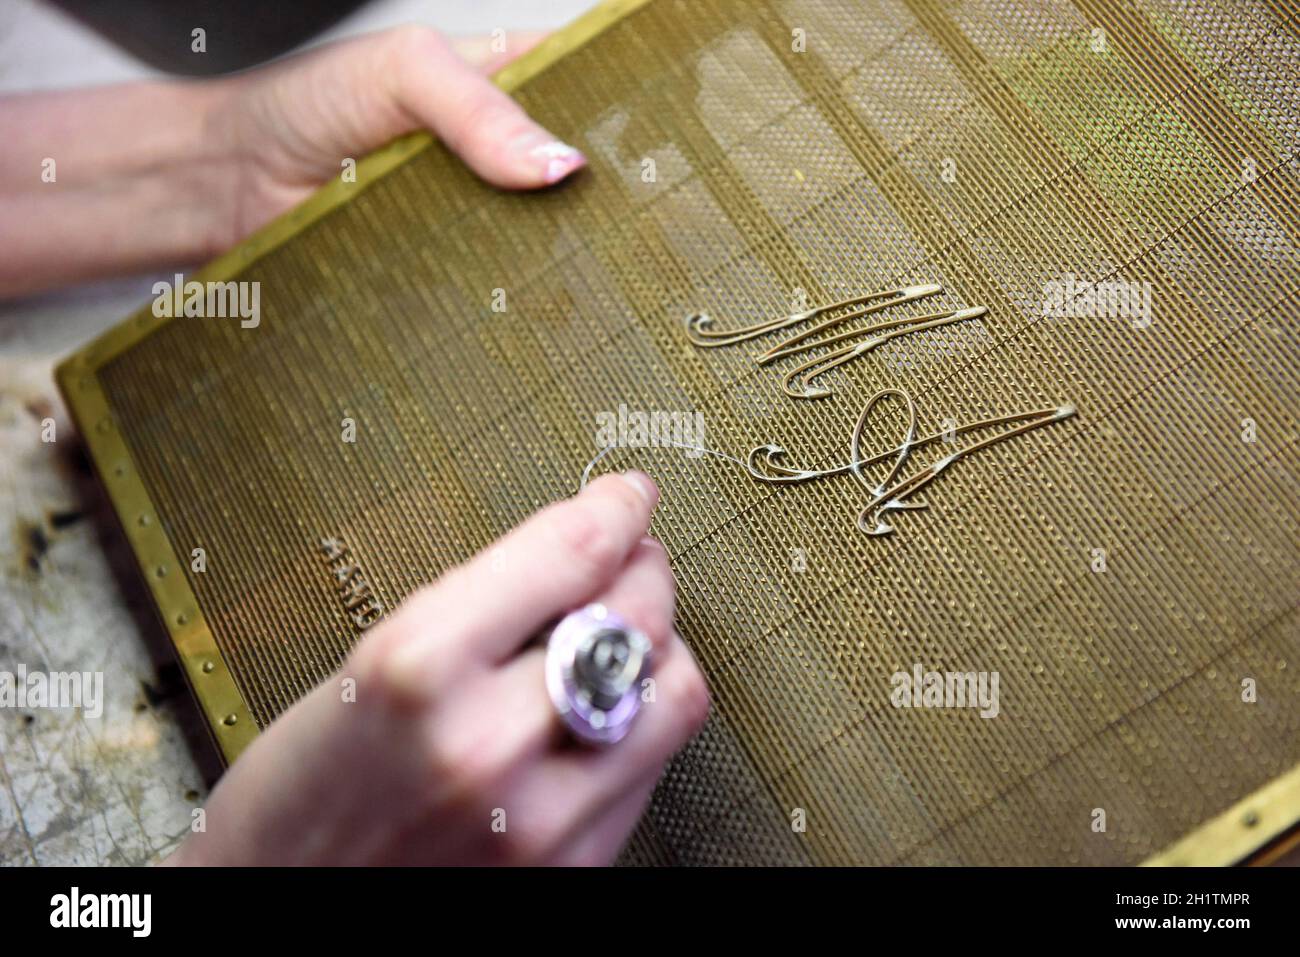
[[580, 440, 755, 490], [579, 394, 1075, 536]]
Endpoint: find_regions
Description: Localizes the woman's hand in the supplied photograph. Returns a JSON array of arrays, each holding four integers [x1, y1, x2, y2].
[[167, 473, 710, 866], [209, 26, 585, 249], [0, 26, 585, 298]]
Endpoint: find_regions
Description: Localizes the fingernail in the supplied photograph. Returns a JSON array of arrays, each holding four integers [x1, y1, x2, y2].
[[620, 470, 657, 505], [528, 138, 586, 184], [637, 534, 667, 556], [377, 639, 432, 706]]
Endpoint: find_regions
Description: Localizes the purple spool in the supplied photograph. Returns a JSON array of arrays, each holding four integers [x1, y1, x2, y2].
[[544, 603, 651, 746]]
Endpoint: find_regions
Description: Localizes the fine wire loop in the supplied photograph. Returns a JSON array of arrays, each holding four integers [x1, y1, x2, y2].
[[769, 306, 982, 395], [684, 283, 942, 349], [580, 440, 756, 490], [779, 306, 986, 399], [754, 284, 945, 360], [668, 284, 1076, 532], [850, 397, 1076, 536], [580, 390, 1077, 537], [760, 304, 985, 364], [684, 282, 991, 400]]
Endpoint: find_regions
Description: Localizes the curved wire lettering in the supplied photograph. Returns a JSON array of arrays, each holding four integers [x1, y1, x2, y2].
[[685, 284, 985, 399]]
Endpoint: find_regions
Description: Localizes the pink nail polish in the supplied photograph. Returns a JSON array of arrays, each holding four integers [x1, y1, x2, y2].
[[529, 140, 586, 184]]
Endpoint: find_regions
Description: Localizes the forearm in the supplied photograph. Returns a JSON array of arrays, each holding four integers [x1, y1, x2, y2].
[[0, 81, 238, 299], [0, 27, 588, 302]]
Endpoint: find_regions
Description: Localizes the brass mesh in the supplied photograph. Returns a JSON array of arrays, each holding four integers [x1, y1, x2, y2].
[[80, 0, 1299, 864]]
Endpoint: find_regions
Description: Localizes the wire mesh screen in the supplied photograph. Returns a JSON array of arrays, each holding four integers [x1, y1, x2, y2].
[[88, 0, 1298, 864]]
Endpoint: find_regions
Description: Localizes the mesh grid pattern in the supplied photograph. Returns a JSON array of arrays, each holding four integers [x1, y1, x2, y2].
[[97, 0, 1299, 864]]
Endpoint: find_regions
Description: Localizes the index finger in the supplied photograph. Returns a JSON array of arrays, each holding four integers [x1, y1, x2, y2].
[[379, 470, 659, 688]]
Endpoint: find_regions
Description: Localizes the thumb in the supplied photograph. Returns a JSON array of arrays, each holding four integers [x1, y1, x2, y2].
[[449, 30, 549, 74], [389, 27, 586, 190]]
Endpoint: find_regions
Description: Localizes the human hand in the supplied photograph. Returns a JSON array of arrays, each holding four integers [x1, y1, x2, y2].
[[208, 26, 587, 248], [167, 473, 710, 866], [0, 26, 585, 297]]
